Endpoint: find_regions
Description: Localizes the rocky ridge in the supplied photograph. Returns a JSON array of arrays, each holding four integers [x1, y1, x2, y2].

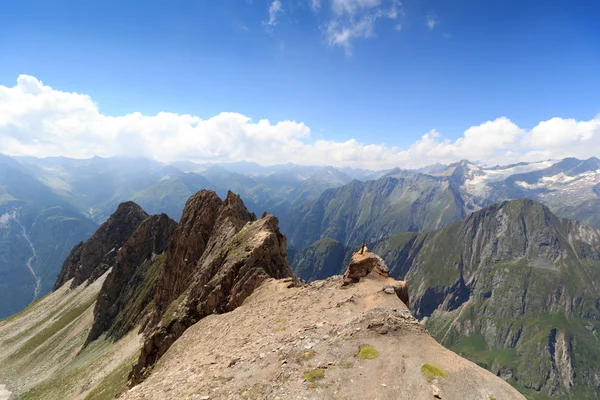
[[130, 190, 295, 384], [123, 253, 524, 400], [86, 213, 178, 345]]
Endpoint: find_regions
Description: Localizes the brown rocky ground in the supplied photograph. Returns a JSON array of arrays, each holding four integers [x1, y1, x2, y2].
[[123, 273, 524, 400]]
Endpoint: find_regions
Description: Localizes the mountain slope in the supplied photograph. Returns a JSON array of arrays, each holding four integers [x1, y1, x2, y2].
[[284, 173, 467, 249], [369, 199, 600, 399], [86, 213, 178, 345], [293, 238, 347, 282], [0, 155, 97, 318], [0, 202, 175, 400], [0, 270, 141, 400]]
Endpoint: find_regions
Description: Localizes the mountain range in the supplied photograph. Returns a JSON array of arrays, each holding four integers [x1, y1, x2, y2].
[[2, 154, 600, 398], [0, 155, 367, 318], [3, 154, 600, 320], [0, 192, 524, 400]]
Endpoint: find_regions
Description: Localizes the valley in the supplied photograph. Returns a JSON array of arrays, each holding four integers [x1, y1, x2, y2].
[[14, 214, 41, 301]]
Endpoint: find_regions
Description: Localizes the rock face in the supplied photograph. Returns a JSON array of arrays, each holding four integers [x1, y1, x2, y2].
[[130, 190, 294, 384], [370, 199, 600, 398], [54, 202, 149, 289], [86, 213, 178, 345]]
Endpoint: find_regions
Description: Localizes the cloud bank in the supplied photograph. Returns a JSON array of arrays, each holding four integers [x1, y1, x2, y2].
[[1, 75, 599, 169]]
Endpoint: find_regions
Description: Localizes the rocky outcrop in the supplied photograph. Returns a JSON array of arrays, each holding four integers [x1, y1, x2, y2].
[[54, 202, 149, 289], [342, 245, 390, 284], [130, 190, 294, 385], [342, 246, 409, 307], [152, 190, 225, 317], [86, 213, 178, 345]]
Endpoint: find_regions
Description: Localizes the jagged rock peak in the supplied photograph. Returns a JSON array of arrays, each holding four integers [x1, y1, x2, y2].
[[86, 213, 178, 345], [343, 245, 409, 307], [152, 189, 257, 320], [54, 201, 150, 290], [130, 193, 294, 385]]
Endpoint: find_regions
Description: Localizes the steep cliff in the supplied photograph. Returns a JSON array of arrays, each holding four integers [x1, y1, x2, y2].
[[54, 202, 149, 289], [130, 190, 294, 384]]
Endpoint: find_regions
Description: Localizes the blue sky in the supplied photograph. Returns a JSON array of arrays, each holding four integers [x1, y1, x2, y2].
[[0, 0, 599, 168]]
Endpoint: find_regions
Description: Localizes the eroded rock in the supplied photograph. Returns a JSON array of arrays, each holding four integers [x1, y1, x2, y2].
[[342, 247, 409, 307]]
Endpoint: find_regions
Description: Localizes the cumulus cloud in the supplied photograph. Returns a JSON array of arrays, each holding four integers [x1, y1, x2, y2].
[[1, 75, 600, 170]]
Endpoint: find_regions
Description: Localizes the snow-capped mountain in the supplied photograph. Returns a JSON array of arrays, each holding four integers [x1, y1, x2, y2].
[[431, 157, 600, 227]]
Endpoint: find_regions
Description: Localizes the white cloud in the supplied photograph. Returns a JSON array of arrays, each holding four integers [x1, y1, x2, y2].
[[426, 15, 437, 30], [310, 0, 321, 11], [325, 15, 378, 55], [266, 0, 283, 27], [332, 0, 381, 15], [261, 1, 406, 53], [2, 75, 599, 170], [322, 0, 402, 54]]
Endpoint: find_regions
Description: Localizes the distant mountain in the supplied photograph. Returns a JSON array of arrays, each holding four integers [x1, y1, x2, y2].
[[0, 190, 523, 400], [12, 156, 359, 224], [283, 173, 468, 250], [437, 157, 600, 229], [130, 172, 219, 221], [0, 155, 97, 318], [16, 155, 170, 222]]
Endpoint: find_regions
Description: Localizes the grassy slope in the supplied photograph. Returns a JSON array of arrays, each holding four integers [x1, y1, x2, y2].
[[0, 273, 142, 400]]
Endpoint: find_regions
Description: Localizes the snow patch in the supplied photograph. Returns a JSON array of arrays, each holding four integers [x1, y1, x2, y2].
[[516, 171, 600, 190], [461, 160, 557, 198]]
